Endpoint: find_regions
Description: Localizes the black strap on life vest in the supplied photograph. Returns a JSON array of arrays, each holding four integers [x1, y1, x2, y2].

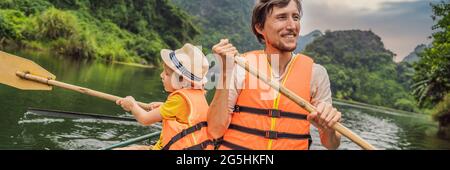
[[184, 140, 215, 150], [218, 139, 312, 150], [219, 139, 312, 150], [222, 105, 312, 150], [219, 140, 251, 150], [234, 105, 308, 120], [162, 121, 210, 150], [228, 124, 311, 140], [215, 131, 313, 150]]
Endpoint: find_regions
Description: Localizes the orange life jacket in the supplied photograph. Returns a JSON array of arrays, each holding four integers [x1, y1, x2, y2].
[[219, 50, 314, 150], [161, 89, 214, 150]]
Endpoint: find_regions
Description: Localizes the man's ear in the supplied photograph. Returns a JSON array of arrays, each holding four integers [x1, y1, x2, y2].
[[255, 23, 264, 36]]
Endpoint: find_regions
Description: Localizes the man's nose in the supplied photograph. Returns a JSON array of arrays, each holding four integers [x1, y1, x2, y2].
[[286, 17, 296, 30]]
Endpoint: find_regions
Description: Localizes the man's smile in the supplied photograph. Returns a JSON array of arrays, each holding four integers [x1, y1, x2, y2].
[[281, 31, 298, 40]]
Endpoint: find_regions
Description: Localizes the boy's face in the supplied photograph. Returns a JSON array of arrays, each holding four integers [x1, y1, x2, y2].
[[160, 64, 177, 92]]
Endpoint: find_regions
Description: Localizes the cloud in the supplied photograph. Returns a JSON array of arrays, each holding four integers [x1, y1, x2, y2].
[[301, 0, 438, 61], [308, 0, 420, 12]]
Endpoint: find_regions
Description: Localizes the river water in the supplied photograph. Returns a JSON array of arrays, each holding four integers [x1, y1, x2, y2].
[[1, 50, 449, 150]]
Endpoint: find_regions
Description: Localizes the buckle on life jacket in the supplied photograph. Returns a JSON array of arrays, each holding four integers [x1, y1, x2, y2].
[[233, 105, 308, 120], [184, 140, 212, 150], [265, 131, 278, 139], [268, 109, 281, 118], [234, 105, 240, 112], [194, 122, 205, 130], [212, 137, 224, 150]]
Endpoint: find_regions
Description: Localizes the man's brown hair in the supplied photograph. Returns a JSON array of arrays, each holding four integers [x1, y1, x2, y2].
[[251, 0, 303, 43]]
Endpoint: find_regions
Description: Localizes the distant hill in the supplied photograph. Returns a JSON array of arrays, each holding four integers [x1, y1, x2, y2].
[[402, 44, 427, 64], [304, 30, 397, 72], [295, 30, 323, 54], [304, 30, 418, 111]]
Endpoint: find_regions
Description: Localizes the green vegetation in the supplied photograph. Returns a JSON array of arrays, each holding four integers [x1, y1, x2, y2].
[[433, 93, 450, 139], [411, 1, 449, 138], [304, 30, 419, 112], [171, 0, 262, 53], [433, 93, 450, 122], [0, 0, 199, 65], [412, 1, 449, 108], [0, 9, 29, 41]]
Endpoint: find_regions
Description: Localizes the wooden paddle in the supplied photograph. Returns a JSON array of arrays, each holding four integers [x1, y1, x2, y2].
[[27, 107, 163, 130], [100, 131, 161, 150], [233, 56, 377, 150], [0, 51, 152, 110], [27, 107, 138, 122]]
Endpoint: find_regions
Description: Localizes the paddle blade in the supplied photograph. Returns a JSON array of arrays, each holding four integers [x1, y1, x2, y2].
[[0, 51, 56, 90]]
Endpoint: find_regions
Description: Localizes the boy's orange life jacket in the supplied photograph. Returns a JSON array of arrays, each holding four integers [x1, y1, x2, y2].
[[161, 89, 214, 150], [219, 51, 314, 150]]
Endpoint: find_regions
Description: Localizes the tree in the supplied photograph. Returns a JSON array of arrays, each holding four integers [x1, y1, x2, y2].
[[412, 1, 450, 107]]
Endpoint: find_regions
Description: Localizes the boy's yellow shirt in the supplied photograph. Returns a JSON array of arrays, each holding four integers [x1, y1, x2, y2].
[[152, 94, 189, 150]]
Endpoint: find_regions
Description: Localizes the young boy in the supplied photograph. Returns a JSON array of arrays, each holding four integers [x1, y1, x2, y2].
[[115, 43, 213, 150]]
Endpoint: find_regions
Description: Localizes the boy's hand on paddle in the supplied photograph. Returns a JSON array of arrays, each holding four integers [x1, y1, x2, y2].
[[116, 96, 138, 112], [149, 102, 163, 110], [307, 102, 341, 133]]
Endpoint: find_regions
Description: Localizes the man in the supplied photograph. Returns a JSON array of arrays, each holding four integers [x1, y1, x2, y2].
[[207, 0, 342, 150]]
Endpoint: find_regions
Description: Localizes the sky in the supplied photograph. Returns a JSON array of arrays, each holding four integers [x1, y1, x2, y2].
[[300, 0, 440, 62]]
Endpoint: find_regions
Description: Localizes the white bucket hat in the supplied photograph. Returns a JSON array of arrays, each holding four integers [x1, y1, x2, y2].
[[160, 43, 209, 87]]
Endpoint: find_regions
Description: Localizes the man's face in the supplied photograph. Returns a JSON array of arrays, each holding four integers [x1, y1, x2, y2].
[[259, 0, 301, 52]]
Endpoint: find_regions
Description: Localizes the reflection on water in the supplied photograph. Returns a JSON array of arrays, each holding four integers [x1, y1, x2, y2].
[[18, 113, 159, 150], [311, 104, 450, 150], [1, 50, 450, 150]]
